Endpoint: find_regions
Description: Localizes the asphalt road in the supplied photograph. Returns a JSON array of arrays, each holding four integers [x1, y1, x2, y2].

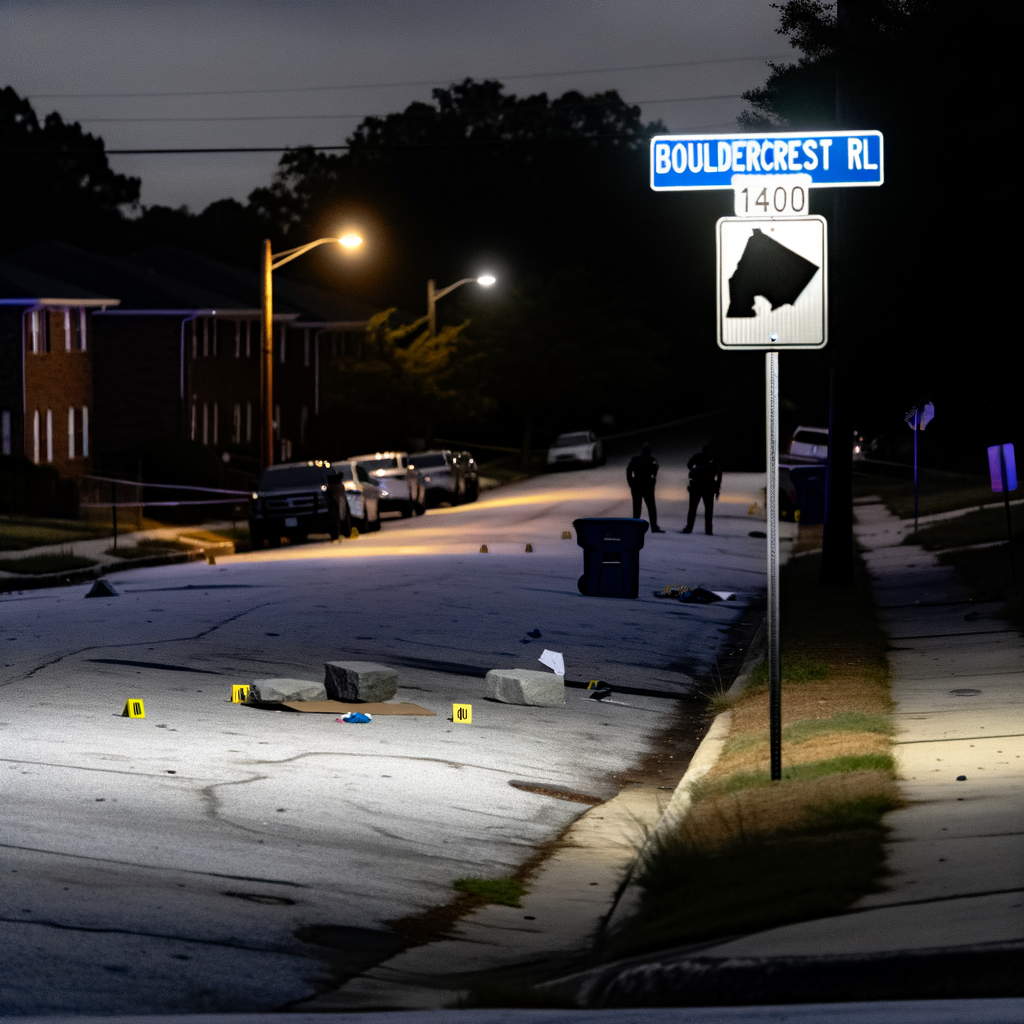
[[1, 455, 767, 1013]]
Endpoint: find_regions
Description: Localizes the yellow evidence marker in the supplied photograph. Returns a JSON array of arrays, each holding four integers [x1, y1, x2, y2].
[[561, 531, 572, 540], [587, 680, 600, 690], [122, 699, 145, 718], [452, 703, 472, 724], [231, 685, 251, 703]]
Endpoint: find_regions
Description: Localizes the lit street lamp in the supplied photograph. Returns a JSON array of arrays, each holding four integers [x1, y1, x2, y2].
[[261, 233, 362, 468], [426, 274, 496, 337]]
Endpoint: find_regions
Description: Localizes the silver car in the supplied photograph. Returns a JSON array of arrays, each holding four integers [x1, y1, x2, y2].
[[411, 449, 463, 507], [350, 451, 425, 517], [546, 430, 605, 469], [788, 425, 829, 462], [335, 461, 383, 532]]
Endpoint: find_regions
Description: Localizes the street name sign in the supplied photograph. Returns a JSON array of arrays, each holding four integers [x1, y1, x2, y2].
[[717, 216, 827, 350], [651, 130, 883, 191]]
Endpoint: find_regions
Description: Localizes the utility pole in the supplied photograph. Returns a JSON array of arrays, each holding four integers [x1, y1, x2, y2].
[[819, 0, 860, 587], [427, 279, 437, 337], [261, 238, 274, 470]]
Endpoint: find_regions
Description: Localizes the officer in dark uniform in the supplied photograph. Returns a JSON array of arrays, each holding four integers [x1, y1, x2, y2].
[[626, 442, 663, 532], [682, 444, 722, 535]]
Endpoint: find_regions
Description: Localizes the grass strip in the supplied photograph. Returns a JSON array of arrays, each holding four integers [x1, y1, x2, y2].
[[0, 552, 98, 574], [904, 503, 1024, 551], [613, 550, 898, 957], [452, 877, 526, 908], [853, 472, 992, 519]]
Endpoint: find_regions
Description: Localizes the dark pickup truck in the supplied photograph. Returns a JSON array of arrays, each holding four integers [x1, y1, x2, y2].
[[249, 460, 351, 548]]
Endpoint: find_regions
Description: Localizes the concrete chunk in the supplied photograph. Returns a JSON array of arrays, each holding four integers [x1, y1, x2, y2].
[[485, 668, 565, 707], [324, 661, 399, 703], [248, 678, 327, 703]]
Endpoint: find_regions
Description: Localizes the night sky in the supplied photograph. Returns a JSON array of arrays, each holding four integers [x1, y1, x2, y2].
[[1, 0, 788, 211]]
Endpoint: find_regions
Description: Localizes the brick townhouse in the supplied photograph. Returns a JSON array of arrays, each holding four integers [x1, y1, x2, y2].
[[0, 242, 370, 487]]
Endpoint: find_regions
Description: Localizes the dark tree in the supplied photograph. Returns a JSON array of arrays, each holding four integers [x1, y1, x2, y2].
[[0, 87, 140, 254]]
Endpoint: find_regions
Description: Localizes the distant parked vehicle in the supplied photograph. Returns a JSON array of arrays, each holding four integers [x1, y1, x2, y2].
[[249, 460, 351, 548], [411, 450, 464, 507], [350, 451, 425, 517], [452, 451, 479, 502], [546, 430, 605, 469], [336, 461, 383, 532], [788, 425, 829, 463]]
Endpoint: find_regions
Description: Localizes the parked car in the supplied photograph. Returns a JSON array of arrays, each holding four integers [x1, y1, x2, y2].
[[336, 461, 383, 532], [788, 425, 829, 462], [249, 460, 351, 548], [451, 451, 479, 502], [350, 451, 425, 517], [410, 449, 464, 507], [546, 430, 605, 469]]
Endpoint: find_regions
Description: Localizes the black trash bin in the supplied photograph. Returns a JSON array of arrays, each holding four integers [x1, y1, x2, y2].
[[788, 464, 827, 524], [573, 517, 649, 598]]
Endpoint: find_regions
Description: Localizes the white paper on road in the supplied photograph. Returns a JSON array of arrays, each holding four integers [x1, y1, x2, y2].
[[538, 649, 565, 675], [712, 591, 737, 601]]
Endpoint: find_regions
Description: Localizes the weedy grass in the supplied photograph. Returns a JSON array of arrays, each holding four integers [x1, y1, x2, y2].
[[613, 551, 899, 956], [452, 877, 526, 908], [0, 551, 98, 574], [106, 537, 195, 559], [904, 503, 1024, 552]]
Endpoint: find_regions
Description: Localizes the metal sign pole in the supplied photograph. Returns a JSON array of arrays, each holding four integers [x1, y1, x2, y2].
[[766, 351, 782, 780], [1000, 446, 1015, 582]]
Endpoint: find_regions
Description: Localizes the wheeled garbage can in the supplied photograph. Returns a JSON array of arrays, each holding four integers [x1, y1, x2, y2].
[[573, 517, 649, 598]]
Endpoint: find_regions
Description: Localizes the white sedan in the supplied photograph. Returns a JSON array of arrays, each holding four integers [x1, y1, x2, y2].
[[546, 430, 605, 469]]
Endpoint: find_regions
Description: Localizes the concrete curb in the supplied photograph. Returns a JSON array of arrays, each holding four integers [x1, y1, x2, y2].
[[598, 619, 767, 937], [0, 547, 218, 593]]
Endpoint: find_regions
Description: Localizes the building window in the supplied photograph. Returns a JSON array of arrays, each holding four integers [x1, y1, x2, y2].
[[304, 329, 310, 367], [64, 310, 73, 352], [46, 408, 53, 463], [1, 410, 11, 456], [190, 401, 197, 441], [202, 319, 209, 358], [202, 403, 209, 445], [33, 410, 40, 463], [212, 402, 219, 444], [79, 309, 88, 351], [29, 309, 48, 354], [68, 406, 75, 458], [245, 401, 252, 443], [232, 403, 241, 444], [279, 325, 286, 364], [82, 406, 89, 457], [300, 405, 308, 444]]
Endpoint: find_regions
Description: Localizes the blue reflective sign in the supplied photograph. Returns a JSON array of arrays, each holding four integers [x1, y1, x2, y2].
[[988, 444, 1017, 493], [650, 131, 884, 190]]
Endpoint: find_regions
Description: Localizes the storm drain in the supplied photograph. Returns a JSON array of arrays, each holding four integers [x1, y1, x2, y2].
[[509, 780, 604, 805]]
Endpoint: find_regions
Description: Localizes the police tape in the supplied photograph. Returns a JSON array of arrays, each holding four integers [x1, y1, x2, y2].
[[80, 498, 247, 508]]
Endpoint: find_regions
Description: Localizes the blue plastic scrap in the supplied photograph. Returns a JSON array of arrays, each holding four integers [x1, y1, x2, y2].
[[337, 712, 372, 724]]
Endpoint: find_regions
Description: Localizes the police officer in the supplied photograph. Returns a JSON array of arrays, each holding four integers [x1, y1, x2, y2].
[[626, 442, 663, 532], [682, 443, 722, 535]]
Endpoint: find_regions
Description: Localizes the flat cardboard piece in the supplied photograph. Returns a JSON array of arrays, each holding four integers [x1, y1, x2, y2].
[[248, 700, 435, 716]]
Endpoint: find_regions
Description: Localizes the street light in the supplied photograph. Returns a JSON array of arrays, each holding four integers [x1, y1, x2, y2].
[[426, 274, 496, 337], [260, 234, 363, 468]]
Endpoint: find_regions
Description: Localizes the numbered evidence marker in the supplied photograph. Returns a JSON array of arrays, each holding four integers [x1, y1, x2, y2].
[[452, 703, 472, 724], [231, 684, 251, 703], [716, 216, 827, 351], [122, 698, 145, 719]]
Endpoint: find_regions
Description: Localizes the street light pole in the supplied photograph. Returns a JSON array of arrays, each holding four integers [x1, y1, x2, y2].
[[426, 274, 496, 337], [260, 233, 363, 469]]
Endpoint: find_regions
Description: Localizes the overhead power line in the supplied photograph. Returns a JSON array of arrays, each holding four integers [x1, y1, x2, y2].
[[76, 93, 743, 125], [26, 54, 791, 102]]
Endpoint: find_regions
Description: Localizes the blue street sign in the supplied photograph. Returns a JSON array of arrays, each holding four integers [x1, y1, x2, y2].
[[988, 444, 1018, 493], [650, 131, 884, 191]]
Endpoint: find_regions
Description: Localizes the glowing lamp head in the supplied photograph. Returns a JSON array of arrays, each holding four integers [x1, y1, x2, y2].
[[477, 274, 496, 287], [338, 233, 363, 249]]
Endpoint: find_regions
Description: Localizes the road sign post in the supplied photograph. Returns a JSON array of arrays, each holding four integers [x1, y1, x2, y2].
[[988, 443, 1018, 581], [650, 129, 882, 781]]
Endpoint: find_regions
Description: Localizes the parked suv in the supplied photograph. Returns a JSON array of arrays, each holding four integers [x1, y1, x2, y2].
[[350, 451, 425, 517], [788, 425, 829, 462], [249, 460, 351, 548], [410, 449, 463, 507]]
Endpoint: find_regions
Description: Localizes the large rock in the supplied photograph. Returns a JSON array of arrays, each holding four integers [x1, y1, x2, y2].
[[324, 661, 399, 703], [249, 678, 327, 702], [485, 668, 565, 707]]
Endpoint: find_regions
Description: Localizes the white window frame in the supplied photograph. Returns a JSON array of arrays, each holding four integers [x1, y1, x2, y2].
[[68, 406, 75, 458], [33, 410, 40, 463], [79, 308, 88, 351], [82, 405, 90, 457], [212, 402, 219, 444], [64, 309, 73, 352], [46, 408, 53, 463]]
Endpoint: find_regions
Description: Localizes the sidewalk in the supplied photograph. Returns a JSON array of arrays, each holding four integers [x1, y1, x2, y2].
[[554, 497, 1023, 1006]]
